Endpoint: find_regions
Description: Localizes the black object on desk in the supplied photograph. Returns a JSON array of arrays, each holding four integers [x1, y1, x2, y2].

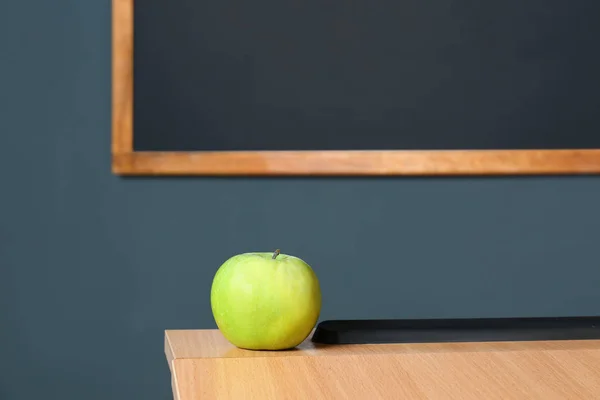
[[312, 316, 600, 345]]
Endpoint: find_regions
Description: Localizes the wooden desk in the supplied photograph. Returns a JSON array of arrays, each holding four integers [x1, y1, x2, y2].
[[165, 329, 600, 399]]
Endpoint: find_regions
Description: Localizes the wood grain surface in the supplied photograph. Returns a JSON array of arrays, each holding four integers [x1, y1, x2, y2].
[[111, 0, 133, 156], [165, 329, 600, 399], [112, 149, 600, 176]]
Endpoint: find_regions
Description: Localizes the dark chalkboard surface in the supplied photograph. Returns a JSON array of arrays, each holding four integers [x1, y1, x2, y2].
[[132, 0, 600, 152]]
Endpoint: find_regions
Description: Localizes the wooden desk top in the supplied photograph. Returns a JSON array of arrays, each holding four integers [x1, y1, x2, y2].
[[165, 329, 600, 399]]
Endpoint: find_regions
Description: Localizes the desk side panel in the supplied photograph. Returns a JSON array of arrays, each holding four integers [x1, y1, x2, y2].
[[170, 349, 600, 400]]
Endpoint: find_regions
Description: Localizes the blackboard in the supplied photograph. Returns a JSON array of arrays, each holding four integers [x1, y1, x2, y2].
[[112, 0, 600, 175]]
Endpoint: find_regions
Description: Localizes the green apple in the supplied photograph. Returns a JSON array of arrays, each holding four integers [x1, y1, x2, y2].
[[210, 249, 322, 350]]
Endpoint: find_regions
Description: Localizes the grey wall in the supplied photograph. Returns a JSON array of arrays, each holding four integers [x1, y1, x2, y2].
[[2, 1, 599, 399]]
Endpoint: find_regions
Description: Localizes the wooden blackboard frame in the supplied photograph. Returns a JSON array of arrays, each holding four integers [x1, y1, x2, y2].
[[111, 0, 600, 176]]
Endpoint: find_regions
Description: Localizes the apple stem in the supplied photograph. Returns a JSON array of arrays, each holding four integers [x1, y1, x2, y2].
[[272, 249, 281, 260]]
